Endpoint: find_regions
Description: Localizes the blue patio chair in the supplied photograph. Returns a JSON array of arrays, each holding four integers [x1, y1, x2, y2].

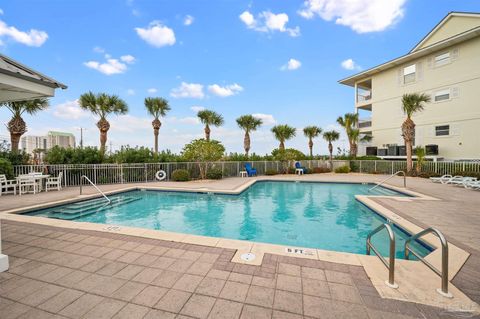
[[295, 162, 308, 173], [244, 163, 257, 177]]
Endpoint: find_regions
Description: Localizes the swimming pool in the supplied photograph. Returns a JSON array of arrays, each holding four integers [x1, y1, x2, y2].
[[26, 181, 431, 258]]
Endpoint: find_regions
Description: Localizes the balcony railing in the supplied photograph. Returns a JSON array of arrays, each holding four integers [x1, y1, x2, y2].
[[358, 119, 372, 129], [357, 93, 371, 103]]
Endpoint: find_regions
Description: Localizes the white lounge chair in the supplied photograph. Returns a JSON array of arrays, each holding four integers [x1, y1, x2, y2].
[[440, 176, 464, 184], [464, 180, 480, 190], [446, 177, 477, 186], [19, 176, 39, 195], [429, 174, 452, 183], [46, 172, 63, 192], [0, 174, 17, 196]]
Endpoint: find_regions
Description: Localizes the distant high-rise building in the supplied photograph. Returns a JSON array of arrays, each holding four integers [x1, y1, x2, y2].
[[20, 131, 76, 155], [47, 131, 76, 149]]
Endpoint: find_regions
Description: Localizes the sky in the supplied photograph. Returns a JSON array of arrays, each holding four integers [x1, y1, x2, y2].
[[0, 0, 478, 155]]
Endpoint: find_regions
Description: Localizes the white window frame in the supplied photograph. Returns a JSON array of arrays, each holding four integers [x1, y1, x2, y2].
[[434, 52, 450, 66], [435, 125, 450, 137], [403, 64, 416, 84], [434, 89, 450, 102]]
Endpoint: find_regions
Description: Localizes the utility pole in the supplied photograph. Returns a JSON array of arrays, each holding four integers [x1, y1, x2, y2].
[[109, 141, 113, 155], [77, 127, 86, 149]]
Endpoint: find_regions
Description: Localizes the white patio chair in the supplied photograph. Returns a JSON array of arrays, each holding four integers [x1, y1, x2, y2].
[[440, 176, 464, 184], [19, 177, 39, 195], [0, 174, 17, 196], [429, 174, 452, 183], [463, 180, 480, 190], [46, 172, 63, 192]]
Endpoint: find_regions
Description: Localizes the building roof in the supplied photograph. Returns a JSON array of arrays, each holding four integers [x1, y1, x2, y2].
[[47, 131, 75, 137], [0, 54, 67, 89], [339, 12, 480, 87]]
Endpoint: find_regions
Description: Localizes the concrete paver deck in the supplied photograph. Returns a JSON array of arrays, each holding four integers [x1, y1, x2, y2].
[[0, 221, 462, 319]]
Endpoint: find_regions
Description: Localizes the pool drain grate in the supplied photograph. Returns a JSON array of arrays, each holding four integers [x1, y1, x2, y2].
[[241, 253, 256, 262]]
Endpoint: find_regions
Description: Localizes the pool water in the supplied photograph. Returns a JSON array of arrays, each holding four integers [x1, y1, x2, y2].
[[27, 181, 431, 258]]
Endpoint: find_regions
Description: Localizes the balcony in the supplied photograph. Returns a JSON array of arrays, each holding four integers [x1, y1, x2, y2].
[[358, 118, 372, 133], [356, 79, 372, 109]]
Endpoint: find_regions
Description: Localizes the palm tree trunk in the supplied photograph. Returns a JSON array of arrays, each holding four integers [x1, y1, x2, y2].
[[308, 138, 313, 158], [97, 118, 110, 154], [402, 118, 415, 173], [351, 143, 358, 158], [279, 141, 285, 152], [205, 125, 211, 141], [8, 115, 27, 152], [154, 129, 159, 153], [244, 132, 250, 158], [328, 142, 333, 169], [152, 118, 161, 154]]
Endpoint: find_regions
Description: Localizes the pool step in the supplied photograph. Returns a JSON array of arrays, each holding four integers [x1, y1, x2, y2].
[[48, 197, 140, 220], [373, 187, 399, 196]]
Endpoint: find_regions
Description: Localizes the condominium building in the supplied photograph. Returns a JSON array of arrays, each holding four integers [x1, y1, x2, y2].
[[20, 131, 75, 154], [339, 12, 480, 160]]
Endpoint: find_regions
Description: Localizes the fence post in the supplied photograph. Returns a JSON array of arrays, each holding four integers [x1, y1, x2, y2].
[[264, 161, 267, 174], [374, 160, 377, 172], [145, 163, 148, 183], [359, 161, 362, 173], [94, 164, 97, 184], [391, 161, 394, 174]]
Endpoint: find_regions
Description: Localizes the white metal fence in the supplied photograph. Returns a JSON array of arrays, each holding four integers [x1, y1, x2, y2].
[[12, 160, 480, 187]]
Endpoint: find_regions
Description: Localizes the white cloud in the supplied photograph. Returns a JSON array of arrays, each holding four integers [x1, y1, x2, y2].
[[252, 113, 276, 125], [93, 46, 105, 53], [120, 54, 136, 64], [170, 82, 204, 99], [239, 10, 300, 37], [127, 89, 135, 95], [147, 88, 158, 94], [281, 58, 301, 71], [298, 0, 406, 33], [341, 58, 361, 70], [0, 9, 3, 15], [135, 21, 176, 47], [183, 15, 194, 26], [52, 100, 90, 120], [178, 117, 200, 125], [84, 55, 132, 75], [190, 106, 205, 112], [0, 19, 48, 47], [110, 114, 151, 133], [207, 83, 243, 97]]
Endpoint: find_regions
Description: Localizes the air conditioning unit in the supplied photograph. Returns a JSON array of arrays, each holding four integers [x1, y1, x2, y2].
[[377, 148, 388, 156], [426, 144, 439, 155], [366, 147, 378, 156], [398, 146, 406, 156], [388, 145, 399, 156]]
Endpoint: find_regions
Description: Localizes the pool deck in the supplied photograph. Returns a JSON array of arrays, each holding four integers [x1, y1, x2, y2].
[[1, 173, 480, 318]]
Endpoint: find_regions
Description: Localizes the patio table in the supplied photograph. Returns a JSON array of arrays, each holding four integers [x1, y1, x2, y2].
[[16, 175, 51, 192]]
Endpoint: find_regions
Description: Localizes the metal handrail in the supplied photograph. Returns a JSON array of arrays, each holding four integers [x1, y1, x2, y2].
[[369, 170, 406, 192], [405, 227, 451, 297], [366, 223, 398, 288], [79, 175, 111, 204]]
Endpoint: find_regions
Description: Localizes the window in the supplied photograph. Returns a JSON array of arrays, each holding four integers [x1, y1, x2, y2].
[[403, 64, 416, 83], [435, 125, 449, 136], [434, 89, 450, 102], [434, 52, 450, 66]]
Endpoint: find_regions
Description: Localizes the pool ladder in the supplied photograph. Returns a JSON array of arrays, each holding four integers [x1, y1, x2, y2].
[[369, 171, 406, 192], [79, 175, 111, 204], [366, 224, 451, 297]]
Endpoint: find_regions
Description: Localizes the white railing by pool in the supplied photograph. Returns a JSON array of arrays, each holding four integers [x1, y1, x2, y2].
[[11, 159, 479, 187]]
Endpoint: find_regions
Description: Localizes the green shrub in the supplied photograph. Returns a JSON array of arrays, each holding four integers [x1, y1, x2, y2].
[[206, 167, 223, 180], [0, 150, 30, 165], [265, 169, 278, 175], [171, 169, 190, 181], [0, 158, 14, 179], [334, 165, 351, 173], [312, 167, 331, 173]]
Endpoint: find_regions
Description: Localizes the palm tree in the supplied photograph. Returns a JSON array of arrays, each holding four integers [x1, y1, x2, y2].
[[0, 98, 49, 151], [144, 97, 171, 154], [236, 115, 263, 158], [303, 126, 322, 158], [323, 130, 340, 169], [79, 92, 128, 154], [349, 128, 372, 156], [197, 110, 224, 141], [337, 113, 359, 157], [401, 93, 430, 173], [271, 124, 296, 151]]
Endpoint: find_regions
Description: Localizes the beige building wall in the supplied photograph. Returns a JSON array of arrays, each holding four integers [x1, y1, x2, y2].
[[357, 36, 480, 159]]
